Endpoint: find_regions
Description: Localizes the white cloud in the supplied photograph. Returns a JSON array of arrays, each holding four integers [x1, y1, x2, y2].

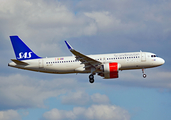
[[0, 74, 82, 110], [43, 105, 130, 120], [61, 91, 90, 105], [91, 93, 110, 104], [61, 91, 110, 105], [2, 70, 166, 111], [4, 0, 137, 58], [0, 110, 21, 120], [0, 0, 98, 40], [84, 11, 118, 30]]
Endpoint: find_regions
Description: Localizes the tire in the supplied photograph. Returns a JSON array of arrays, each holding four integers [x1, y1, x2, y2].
[[143, 74, 147, 78], [89, 79, 94, 83], [89, 74, 94, 79]]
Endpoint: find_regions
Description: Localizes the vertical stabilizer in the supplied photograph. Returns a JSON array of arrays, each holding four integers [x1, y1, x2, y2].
[[10, 36, 41, 60]]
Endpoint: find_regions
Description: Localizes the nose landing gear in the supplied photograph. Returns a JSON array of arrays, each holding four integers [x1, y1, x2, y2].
[[89, 74, 94, 83], [142, 69, 147, 78]]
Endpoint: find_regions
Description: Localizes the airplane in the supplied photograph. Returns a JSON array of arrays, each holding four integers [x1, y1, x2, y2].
[[8, 36, 165, 83]]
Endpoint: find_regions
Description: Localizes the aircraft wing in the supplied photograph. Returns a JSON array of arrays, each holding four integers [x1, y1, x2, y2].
[[65, 41, 102, 68]]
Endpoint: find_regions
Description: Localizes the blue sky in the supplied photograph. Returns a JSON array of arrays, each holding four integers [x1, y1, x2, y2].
[[0, 0, 171, 120]]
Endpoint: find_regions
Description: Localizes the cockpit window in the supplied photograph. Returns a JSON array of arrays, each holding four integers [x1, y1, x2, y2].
[[151, 55, 158, 57]]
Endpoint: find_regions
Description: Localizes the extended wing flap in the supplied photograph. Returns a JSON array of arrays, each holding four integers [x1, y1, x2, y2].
[[11, 59, 29, 65]]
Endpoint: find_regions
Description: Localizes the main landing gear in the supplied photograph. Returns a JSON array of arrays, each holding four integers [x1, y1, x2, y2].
[[142, 69, 147, 78], [89, 74, 94, 83]]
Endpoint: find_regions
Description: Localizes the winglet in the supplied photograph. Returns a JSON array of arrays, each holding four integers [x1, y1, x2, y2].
[[65, 41, 73, 50]]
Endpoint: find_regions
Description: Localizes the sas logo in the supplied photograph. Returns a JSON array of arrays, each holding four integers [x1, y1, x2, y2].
[[18, 52, 32, 59]]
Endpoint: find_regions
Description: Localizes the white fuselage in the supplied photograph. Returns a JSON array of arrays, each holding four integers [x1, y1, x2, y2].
[[8, 52, 165, 74]]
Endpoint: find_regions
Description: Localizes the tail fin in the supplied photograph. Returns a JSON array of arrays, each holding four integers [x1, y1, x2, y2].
[[10, 36, 41, 60]]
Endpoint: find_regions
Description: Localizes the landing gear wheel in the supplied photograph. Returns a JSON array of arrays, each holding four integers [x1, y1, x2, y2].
[[89, 79, 94, 83], [143, 74, 147, 78], [89, 74, 94, 83], [89, 74, 94, 79]]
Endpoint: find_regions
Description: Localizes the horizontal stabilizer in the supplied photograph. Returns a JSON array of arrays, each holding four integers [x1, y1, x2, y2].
[[11, 59, 29, 65]]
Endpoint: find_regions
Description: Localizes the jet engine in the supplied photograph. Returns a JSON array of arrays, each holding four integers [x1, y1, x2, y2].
[[98, 62, 121, 79]]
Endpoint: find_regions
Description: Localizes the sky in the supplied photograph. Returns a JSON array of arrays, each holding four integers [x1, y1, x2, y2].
[[0, 0, 171, 120]]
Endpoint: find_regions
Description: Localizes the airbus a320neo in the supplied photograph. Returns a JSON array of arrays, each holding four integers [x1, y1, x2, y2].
[[8, 36, 165, 83]]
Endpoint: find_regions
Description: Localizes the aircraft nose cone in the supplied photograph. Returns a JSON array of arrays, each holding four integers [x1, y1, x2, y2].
[[159, 58, 165, 65], [161, 58, 165, 64]]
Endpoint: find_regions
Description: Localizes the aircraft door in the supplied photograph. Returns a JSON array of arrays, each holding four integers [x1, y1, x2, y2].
[[141, 53, 146, 62], [39, 59, 44, 68]]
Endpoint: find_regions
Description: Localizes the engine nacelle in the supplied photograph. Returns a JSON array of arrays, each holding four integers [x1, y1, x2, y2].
[[99, 62, 121, 79]]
